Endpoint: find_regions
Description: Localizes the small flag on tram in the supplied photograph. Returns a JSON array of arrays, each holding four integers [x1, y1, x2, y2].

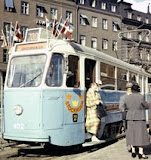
[[15, 21, 23, 40], [45, 16, 52, 29], [1, 30, 8, 48]]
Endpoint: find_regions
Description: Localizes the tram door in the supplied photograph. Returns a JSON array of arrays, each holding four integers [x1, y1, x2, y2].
[[85, 59, 96, 89]]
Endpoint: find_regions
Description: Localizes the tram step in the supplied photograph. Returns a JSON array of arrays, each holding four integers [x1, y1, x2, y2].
[[82, 140, 106, 147]]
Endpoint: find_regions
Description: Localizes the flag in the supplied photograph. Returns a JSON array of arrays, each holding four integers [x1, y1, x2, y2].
[[52, 19, 58, 36], [45, 16, 52, 29], [1, 30, 8, 48], [9, 22, 15, 47], [15, 21, 23, 40], [63, 22, 75, 40], [54, 18, 65, 38]]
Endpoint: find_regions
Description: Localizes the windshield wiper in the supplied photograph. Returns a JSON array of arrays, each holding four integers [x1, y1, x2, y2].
[[20, 73, 42, 88]]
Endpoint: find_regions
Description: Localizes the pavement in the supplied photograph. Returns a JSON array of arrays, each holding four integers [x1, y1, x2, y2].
[[51, 138, 151, 160]]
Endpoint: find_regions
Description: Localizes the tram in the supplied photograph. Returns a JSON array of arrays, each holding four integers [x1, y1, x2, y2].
[[2, 28, 151, 147]]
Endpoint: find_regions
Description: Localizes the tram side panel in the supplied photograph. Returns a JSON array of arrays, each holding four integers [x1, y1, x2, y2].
[[42, 89, 85, 146]]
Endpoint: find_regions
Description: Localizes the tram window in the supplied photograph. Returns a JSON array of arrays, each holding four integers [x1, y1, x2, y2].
[[100, 62, 115, 90], [129, 72, 136, 83], [46, 53, 63, 87], [148, 77, 151, 93], [7, 55, 46, 87], [117, 68, 127, 91], [66, 55, 80, 88]]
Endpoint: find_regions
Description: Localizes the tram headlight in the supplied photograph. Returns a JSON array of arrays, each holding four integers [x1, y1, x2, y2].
[[14, 105, 23, 115]]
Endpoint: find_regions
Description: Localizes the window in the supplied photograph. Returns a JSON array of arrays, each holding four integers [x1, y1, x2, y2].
[[80, 14, 89, 25], [111, 5, 116, 12], [100, 62, 115, 90], [21, 1, 29, 15], [91, 0, 96, 7], [127, 32, 132, 39], [117, 68, 127, 91], [80, 35, 86, 46], [102, 19, 108, 30], [3, 49, 8, 63], [92, 17, 97, 27], [145, 18, 149, 24], [5, 0, 15, 12], [20, 26, 28, 38], [101, 2, 106, 10], [148, 77, 151, 93], [102, 39, 108, 50], [91, 37, 97, 49], [138, 33, 142, 40], [66, 11, 72, 23], [146, 36, 149, 42], [46, 53, 63, 87], [137, 15, 141, 21], [129, 72, 136, 83], [80, 0, 85, 4], [127, 12, 132, 19], [3, 22, 10, 36], [66, 55, 80, 88], [112, 40, 117, 51], [36, 5, 44, 17], [8, 55, 46, 87], [51, 8, 57, 19]]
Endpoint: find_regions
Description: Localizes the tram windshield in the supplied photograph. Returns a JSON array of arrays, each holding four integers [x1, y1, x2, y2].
[[7, 55, 46, 87]]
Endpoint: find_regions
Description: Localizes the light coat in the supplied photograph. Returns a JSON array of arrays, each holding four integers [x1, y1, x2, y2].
[[85, 87, 103, 135]]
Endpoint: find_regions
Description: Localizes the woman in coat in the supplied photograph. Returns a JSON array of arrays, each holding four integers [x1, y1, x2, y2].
[[121, 84, 149, 159], [85, 82, 103, 142]]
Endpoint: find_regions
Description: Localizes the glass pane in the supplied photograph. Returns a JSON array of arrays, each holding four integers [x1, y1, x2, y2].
[[100, 62, 115, 90], [46, 53, 63, 87], [117, 68, 127, 91], [7, 55, 46, 87]]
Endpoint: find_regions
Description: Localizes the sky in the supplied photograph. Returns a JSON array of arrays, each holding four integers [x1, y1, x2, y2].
[[119, 0, 150, 13]]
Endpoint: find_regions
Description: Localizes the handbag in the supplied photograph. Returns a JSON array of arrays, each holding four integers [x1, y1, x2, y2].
[[97, 103, 107, 118]]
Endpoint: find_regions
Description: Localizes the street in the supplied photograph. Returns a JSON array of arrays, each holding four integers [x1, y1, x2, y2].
[[0, 138, 151, 160]]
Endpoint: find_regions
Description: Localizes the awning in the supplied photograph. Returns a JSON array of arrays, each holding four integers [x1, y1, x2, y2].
[[113, 21, 121, 30], [80, 14, 90, 25], [37, 5, 47, 13], [80, 14, 88, 19], [5, 0, 14, 8]]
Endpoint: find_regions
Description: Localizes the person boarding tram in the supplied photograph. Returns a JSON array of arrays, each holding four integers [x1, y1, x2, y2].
[[85, 81, 103, 142]]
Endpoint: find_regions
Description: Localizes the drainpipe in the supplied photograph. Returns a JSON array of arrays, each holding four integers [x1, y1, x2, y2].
[[76, 5, 79, 43]]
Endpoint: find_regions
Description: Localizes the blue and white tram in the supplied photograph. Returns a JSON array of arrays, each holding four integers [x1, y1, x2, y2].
[[2, 28, 151, 147]]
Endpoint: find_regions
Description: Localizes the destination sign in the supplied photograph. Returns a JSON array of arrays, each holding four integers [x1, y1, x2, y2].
[[15, 42, 47, 52], [26, 29, 39, 42]]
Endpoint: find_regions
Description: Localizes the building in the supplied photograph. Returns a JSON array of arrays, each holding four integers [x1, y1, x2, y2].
[[76, 0, 122, 59], [118, 0, 151, 71]]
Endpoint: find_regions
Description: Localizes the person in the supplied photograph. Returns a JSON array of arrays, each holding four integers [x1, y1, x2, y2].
[[85, 81, 103, 142], [120, 83, 150, 159], [119, 82, 133, 152], [120, 82, 133, 126]]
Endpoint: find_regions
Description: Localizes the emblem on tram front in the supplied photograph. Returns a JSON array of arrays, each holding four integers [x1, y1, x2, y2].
[[65, 93, 84, 113]]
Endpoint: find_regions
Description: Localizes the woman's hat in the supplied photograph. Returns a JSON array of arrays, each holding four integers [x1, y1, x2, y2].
[[132, 83, 140, 92]]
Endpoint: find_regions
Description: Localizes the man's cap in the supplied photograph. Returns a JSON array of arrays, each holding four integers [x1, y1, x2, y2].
[[126, 82, 133, 88]]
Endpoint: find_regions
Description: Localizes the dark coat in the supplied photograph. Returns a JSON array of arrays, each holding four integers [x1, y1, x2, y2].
[[121, 93, 150, 146]]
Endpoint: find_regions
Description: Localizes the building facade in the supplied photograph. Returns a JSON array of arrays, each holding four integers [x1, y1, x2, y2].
[[0, 0, 151, 85], [118, 0, 151, 71]]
